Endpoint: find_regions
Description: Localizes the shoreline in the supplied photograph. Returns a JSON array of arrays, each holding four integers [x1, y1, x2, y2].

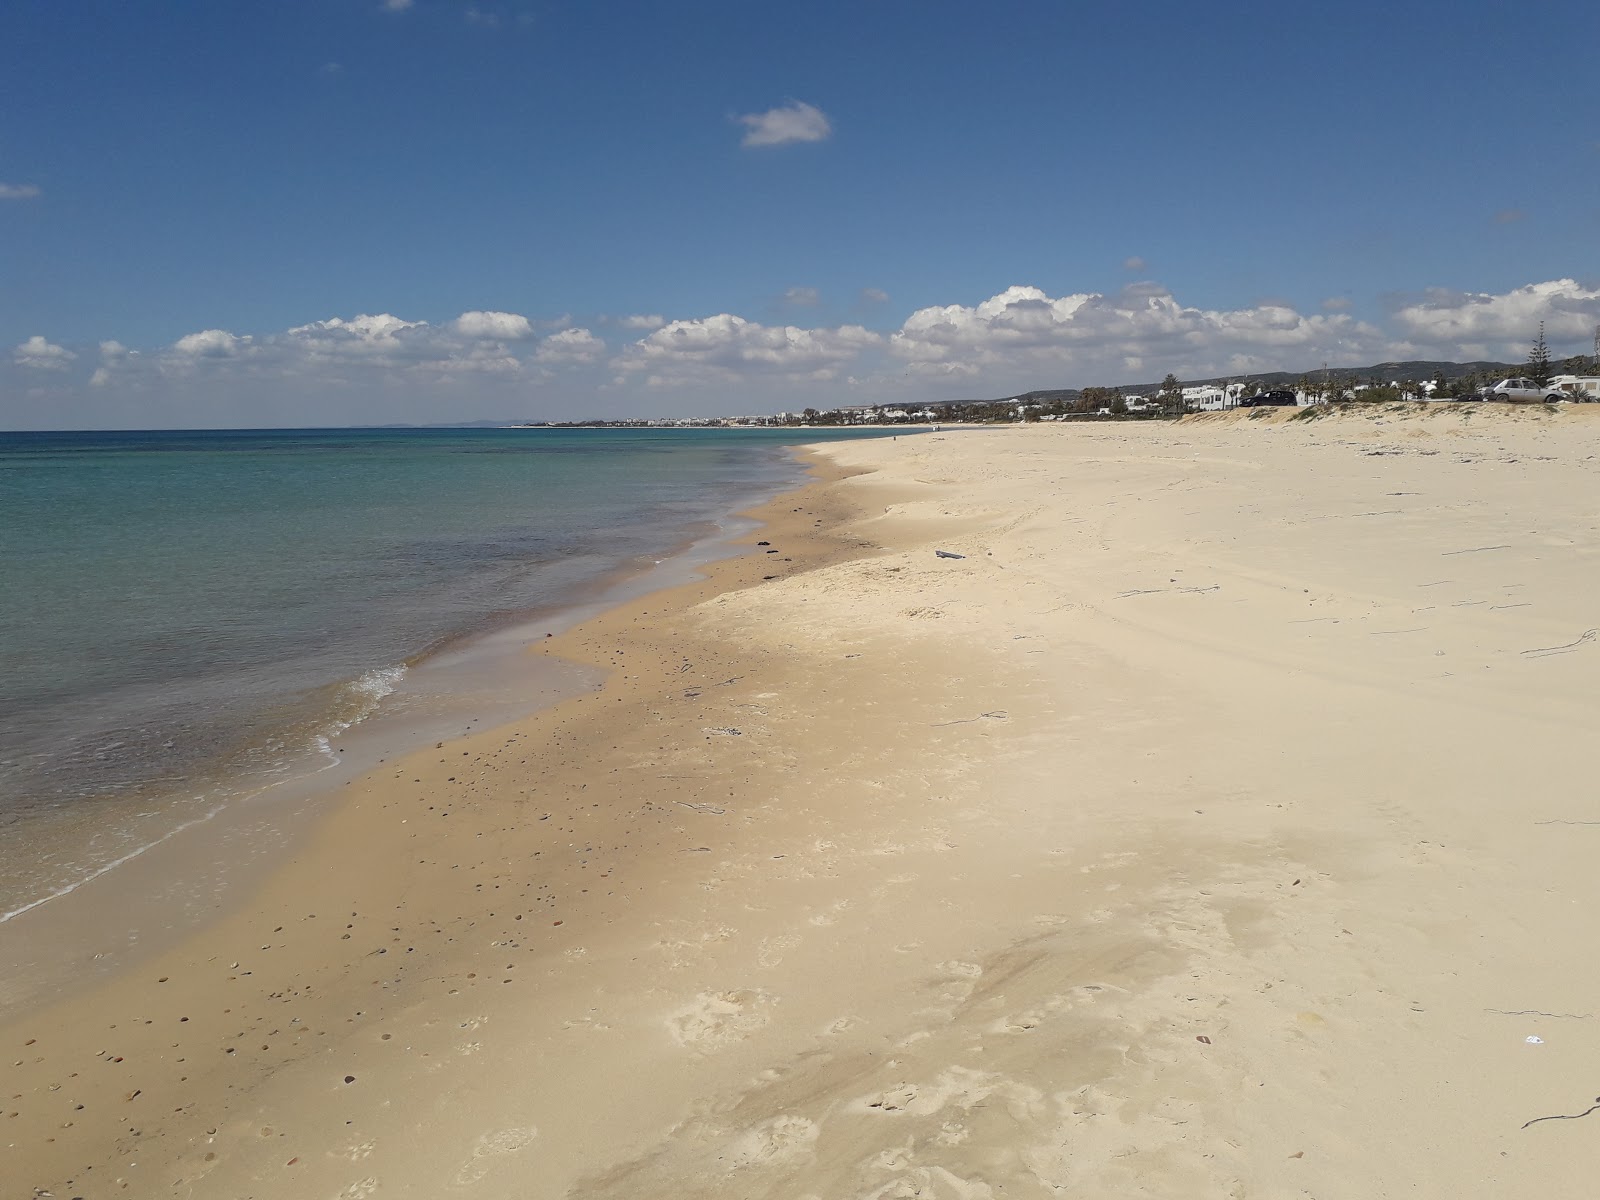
[[1, 447, 890, 1194], [9, 409, 1600, 1198], [0, 426, 893, 944], [0, 444, 831, 1014]]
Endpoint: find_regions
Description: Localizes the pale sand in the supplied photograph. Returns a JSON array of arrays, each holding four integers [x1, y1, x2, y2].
[[7, 404, 1600, 1198]]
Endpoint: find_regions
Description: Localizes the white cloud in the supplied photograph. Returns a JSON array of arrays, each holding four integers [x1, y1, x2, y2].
[[109, 311, 591, 387], [86, 341, 138, 386], [1123, 256, 1146, 272], [888, 284, 1384, 380], [416, 345, 523, 375], [1389, 280, 1600, 352], [1322, 297, 1352, 312], [614, 313, 880, 386], [784, 286, 820, 307], [737, 100, 832, 148], [0, 183, 41, 200], [173, 328, 250, 358], [13, 335, 74, 370], [381, 0, 413, 11], [861, 288, 889, 304], [453, 310, 535, 340], [535, 327, 604, 364], [41, 278, 1596, 423], [283, 313, 428, 367]]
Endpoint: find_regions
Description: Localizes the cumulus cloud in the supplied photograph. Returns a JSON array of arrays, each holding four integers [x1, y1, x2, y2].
[[861, 287, 889, 304], [784, 286, 820, 307], [173, 328, 250, 358], [887, 284, 1384, 379], [453, 310, 535, 340], [279, 312, 536, 375], [1123, 256, 1146, 273], [85, 341, 137, 386], [737, 100, 832, 148], [282, 314, 428, 368], [14, 335, 74, 369], [1390, 279, 1600, 352], [41, 278, 1597, 420], [614, 314, 880, 386], [0, 183, 42, 200], [289, 312, 421, 342], [534, 327, 604, 364], [98, 310, 600, 387]]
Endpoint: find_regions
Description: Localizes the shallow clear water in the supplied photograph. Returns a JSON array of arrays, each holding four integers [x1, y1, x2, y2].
[[0, 425, 898, 916]]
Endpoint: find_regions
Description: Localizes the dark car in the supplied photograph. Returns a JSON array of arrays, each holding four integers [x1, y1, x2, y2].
[[1239, 389, 1297, 407]]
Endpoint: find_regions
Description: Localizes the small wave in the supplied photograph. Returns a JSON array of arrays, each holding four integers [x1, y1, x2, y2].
[[0, 800, 229, 925], [312, 664, 407, 764], [351, 664, 407, 702]]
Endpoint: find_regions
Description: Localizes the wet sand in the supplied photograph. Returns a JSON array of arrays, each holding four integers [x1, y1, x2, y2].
[[7, 406, 1600, 1199]]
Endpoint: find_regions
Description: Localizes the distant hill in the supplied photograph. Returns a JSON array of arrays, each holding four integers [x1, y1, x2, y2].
[[1105, 360, 1522, 396], [372, 419, 522, 428]]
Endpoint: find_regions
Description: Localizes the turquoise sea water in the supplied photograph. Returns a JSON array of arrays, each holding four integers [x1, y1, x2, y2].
[[0, 426, 900, 919]]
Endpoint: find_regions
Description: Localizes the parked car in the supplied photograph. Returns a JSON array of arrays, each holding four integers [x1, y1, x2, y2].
[[1239, 389, 1297, 407], [1484, 378, 1566, 403]]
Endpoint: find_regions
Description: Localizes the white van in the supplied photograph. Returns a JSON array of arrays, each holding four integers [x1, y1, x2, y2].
[[1547, 375, 1600, 402]]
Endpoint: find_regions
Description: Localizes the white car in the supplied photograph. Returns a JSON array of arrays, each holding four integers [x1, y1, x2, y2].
[[1485, 377, 1566, 402]]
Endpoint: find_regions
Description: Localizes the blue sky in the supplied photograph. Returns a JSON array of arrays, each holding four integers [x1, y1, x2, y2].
[[3, 0, 1597, 428]]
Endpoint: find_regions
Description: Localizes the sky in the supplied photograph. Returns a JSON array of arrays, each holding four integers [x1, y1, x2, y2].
[[3, 0, 1598, 429]]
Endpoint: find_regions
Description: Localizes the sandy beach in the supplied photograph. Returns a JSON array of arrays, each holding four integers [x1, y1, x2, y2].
[[8, 403, 1600, 1199]]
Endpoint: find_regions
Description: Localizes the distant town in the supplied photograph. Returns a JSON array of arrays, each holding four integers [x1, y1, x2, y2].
[[510, 348, 1600, 430]]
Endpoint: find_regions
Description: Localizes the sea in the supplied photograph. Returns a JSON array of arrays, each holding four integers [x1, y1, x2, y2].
[[0, 425, 904, 949]]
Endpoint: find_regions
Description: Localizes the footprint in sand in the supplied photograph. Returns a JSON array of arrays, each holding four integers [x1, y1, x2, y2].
[[758, 934, 799, 968], [933, 961, 983, 1005], [727, 1114, 820, 1169], [338, 1140, 376, 1162], [861, 1084, 922, 1114], [451, 1126, 538, 1187], [666, 989, 773, 1049], [1000, 1013, 1043, 1033], [859, 1164, 999, 1200], [809, 899, 853, 927], [335, 1178, 379, 1199]]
